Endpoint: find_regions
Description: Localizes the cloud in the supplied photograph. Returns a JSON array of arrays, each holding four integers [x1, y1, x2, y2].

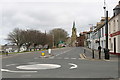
[[0, 0, 120, 44]]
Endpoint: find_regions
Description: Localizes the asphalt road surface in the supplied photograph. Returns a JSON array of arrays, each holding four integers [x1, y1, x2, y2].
[[1, 47, 119, 78]]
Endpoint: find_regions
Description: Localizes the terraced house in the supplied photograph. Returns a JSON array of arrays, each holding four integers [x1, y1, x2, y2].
[[108, 1, 120, 55], [86, 1, 120, 55]]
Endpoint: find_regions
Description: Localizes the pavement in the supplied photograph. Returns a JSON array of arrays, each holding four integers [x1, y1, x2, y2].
[[1, 47, 119, 79], [83, 47, 119, 61]]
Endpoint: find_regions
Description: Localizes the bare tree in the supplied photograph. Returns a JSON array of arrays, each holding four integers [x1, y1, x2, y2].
[[49, 28, 68, 47], [6, 28, 66, 52], [6, 28, 24, 52]]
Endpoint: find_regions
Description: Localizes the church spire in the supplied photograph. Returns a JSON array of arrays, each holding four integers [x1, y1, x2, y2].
[[73, 21, 75, 28], [71, 21, 77, 47]]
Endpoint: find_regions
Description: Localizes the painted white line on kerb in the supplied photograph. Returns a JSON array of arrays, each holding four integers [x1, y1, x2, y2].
[[80, 54, 85, 59], [69, 63, 78, 69], [82, 54, 86, 58]]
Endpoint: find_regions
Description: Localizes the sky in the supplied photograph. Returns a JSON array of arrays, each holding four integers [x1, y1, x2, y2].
[[0, 0, 120, 45]]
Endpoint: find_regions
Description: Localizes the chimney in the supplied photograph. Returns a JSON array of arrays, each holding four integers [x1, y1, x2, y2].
[[113, 1, 120, 16]]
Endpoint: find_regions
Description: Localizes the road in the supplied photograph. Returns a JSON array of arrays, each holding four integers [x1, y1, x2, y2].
[[1, 47, 119, 78]]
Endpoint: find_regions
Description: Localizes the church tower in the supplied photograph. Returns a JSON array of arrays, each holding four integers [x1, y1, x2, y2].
[[71, 21, 77, 47]]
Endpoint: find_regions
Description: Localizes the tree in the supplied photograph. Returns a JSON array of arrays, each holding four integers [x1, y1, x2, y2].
[[6, 28, 24, 52], [49, 28, 68, 47], [23, 29, 43, 51]]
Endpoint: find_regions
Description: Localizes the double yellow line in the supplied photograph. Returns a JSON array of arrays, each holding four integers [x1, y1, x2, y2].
[[80, 54, 86, 59]]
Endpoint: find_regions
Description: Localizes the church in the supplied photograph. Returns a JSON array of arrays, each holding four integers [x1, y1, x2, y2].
[[71, 21, 77, 47]]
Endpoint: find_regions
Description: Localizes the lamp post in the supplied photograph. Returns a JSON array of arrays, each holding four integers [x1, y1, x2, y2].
[[104, 11, 110, 60]]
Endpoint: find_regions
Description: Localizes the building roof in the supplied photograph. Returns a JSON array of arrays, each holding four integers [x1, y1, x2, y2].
[[113, 1, 120, 10]]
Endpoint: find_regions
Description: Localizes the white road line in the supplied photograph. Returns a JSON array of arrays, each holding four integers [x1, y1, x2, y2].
[[71, 58, 76, 59], [1, 69, 37, 73], [64, 58, 69, 59], [55, 54, 60, 56], [78, 58, 82, 60], [34, 57, 38, 59], [49, 57, 54, 59], [28, 62, 39, 64], [6, 64, 17, 67], [55, 48, 74, 57], [57, 57, 62, 59], [21, 75, 31, 77], [68, 63, 78, 69]]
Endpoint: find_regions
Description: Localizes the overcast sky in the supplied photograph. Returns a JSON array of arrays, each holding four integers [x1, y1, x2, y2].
[[0, 0, 120, 45]]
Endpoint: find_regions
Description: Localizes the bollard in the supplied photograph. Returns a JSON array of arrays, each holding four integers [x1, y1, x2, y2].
[[84, 49, 86, 53], [48, 49, 51, 55], [41, 51, 45, 56], [104, 48, 110, 60], [99, 50, 101, 59], [92, 49, 94, 59]]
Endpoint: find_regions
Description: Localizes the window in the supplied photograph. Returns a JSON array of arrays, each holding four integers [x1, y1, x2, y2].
[[109, 23, 111, 34], [113, 20, 116, 32], [102, 28, 104, 37]]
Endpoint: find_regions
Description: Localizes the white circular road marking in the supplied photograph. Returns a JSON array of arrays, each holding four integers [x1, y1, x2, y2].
[[16, 64, 61, 70]]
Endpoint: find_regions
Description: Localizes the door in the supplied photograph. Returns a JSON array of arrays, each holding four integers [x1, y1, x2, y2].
[[114, 38, 116, 53]]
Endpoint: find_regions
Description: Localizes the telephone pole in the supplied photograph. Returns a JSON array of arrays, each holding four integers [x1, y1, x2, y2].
[[103, 0, 110, 60]]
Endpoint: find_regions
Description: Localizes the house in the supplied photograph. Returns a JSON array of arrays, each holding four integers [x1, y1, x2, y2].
[[77, 32, 88, 47], [2, 44, 27, 53], [86, 31, 92, 48], [86, 1, 120, 55], [108, 1, 120, 55]]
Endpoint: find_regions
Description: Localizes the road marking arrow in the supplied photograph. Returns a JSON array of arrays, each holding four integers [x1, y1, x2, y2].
[[68, 63, 78, 69]]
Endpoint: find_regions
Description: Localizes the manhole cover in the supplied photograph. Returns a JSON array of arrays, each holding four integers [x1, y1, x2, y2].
[[16, 64, 61, 70]]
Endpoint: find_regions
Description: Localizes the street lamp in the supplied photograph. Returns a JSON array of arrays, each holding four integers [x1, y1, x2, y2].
[[104, 11, 110, 60], [103, 0, 110, 60]]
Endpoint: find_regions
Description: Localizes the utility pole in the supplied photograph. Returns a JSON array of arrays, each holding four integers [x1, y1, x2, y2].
[[103, 0, 110, 60], [104, 11, 110, 60]]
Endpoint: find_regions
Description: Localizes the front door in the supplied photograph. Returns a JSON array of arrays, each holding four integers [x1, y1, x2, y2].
[[114, 38, 116, 53]]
